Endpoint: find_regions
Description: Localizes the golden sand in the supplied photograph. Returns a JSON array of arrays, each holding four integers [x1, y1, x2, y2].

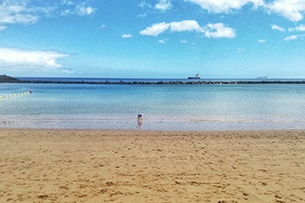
[[0, 129, 305, 202]]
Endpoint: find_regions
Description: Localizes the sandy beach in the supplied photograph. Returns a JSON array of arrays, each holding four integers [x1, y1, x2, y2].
[[0, 129, 305, 203]]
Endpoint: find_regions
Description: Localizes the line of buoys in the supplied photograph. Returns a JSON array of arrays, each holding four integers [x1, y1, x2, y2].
[[0, 90, 32, 100]]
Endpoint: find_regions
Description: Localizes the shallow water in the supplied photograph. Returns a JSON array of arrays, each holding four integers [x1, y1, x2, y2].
[[1, 83, 305, 130]]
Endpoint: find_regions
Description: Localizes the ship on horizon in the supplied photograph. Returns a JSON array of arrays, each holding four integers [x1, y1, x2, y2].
[[256, 76, 268, 80], [188, 73, 200, 79]]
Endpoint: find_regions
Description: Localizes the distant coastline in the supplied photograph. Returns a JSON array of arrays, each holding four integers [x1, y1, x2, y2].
[[0, 75, 21, 83], [2, 75, 305, 85]]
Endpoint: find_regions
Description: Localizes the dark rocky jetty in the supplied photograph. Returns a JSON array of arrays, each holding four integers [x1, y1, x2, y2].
[[19, 79, 305, 85], [2, 75, 305, 85]]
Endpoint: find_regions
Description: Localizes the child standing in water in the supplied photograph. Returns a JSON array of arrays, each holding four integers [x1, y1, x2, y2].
[[137, 113, 144, 128]]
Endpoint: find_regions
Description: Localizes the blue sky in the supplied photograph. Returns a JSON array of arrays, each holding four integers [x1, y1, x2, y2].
[[1, 0, 305, 78]]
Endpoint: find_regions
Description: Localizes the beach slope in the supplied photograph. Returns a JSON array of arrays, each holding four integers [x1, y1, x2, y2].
[[1, 129, 305, 202]]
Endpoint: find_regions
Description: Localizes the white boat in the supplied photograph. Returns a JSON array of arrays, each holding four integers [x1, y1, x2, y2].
[[188, 73, 200, 79], [257, 76, 268, 80]]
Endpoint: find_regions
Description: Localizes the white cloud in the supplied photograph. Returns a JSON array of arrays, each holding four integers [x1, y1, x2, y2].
[[204, 23, 236, 38], [185, 0, 264, 13], [139, 0, 171, 12], [140, 22, 170, 36], [139, 1, 152, 9], [61, 0, 74, 6], [140, 20, 235, 39], [284, 35, 298, 41], [266, 0, 305, 21], [185, 0, 305, 22], [140, 20, 202, 36], [271, 24, 285, 32], [284, 34, 305, 41], [288, 24, 305, 32], [61, 3, 96, 16], [155, 0, 172, 11], [0, 3, 40, 27], [77, 5, 96, 16], [0, 48, 68, 68], [122, 34, 132, 38], [170, 20, 203, 32], [0, 1, 96, 30]]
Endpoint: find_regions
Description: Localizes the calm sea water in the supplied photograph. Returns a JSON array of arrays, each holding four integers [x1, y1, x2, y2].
[[1, 80, 305, 130]]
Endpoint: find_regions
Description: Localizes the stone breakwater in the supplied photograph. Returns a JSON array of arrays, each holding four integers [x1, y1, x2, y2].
[[19, 80, 305, 85], [2, 75, 305, 85]]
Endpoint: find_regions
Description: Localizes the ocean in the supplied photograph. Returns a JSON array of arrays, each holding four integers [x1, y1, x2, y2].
[[1, 78, 305, 131]]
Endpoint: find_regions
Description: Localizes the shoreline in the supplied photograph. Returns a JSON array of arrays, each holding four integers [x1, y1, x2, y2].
[[1, 129, 305, 202], [1, 127, 305, 133], [1, 117, 305, 131]]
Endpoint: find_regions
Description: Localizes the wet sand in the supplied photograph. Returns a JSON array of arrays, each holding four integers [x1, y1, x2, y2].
[[1, 129, 305, 202]]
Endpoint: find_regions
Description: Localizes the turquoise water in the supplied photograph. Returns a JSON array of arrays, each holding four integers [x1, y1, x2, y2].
[[1, 82, 305, 130]]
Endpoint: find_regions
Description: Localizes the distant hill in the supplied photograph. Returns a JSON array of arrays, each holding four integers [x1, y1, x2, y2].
[[0, 75, 20, 83]]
